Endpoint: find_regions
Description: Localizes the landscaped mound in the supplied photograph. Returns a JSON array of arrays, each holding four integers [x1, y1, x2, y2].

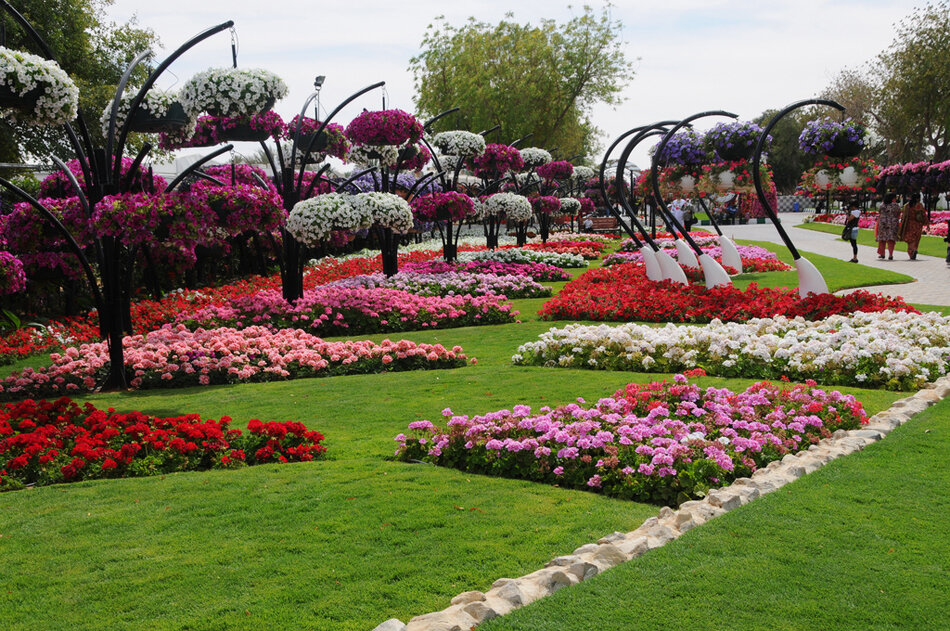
[[0, 396, 325, 491], [0, 326, 469, 398], [514, 310, 950, 390], [395, 374, 867, 505], [539, 262, 917, 323]]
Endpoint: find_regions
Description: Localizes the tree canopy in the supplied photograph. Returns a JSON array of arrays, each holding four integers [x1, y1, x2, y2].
[[0, 0, 158, 167], [409, 7, 634, 162]]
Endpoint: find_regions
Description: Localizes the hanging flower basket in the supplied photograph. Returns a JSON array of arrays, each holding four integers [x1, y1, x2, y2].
[[127, 101, 189, 134], [345, 109, 423, 147], [827, 136, 863, 158], [799, 118, 867, 157], [432, 130, 486, 158], [215, 111, 286, 143], [652, 129, 708, 166], [217, 122, 269, 142], [704, 121, 771, 162], [100, 89, 190, 136], [181, 67, 288, 118], [0, 47, 79, 126], [520, 147, 553, 168], [397, 143, 432, 171]]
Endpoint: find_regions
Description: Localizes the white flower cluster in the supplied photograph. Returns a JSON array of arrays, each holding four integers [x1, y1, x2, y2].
[[181, 67, 287, 118], [352, 192, 414, 233], [436, 154, 465, 171], [348, 143, 400, 167], [460, 248, 587, 268], [512, 310, 950, 389], [559, 198, 582, 214], [98, 89, 182, 137], [0, 47, 79, 126], [431, 130, 485, 157], [519, 147, 552, 167], [483, 192, 532, 222], [571, 165, 596, 183], [514, 171, 541, 187], [286, 193, 372, 246]]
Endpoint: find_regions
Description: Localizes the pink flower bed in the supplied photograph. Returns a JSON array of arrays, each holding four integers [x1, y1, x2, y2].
[[176, 286, 517, 335], [0, 326, 470, 398], [400, 260, 572, 282], [396, 373, 867, 505]]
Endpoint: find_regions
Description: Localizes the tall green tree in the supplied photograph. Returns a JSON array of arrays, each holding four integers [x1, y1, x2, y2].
[[0, 0, 158, 166], [410, 6, 634, 161]]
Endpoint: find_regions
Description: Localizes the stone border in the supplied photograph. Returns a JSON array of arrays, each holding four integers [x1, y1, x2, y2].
[[372, 377, 950, 631]]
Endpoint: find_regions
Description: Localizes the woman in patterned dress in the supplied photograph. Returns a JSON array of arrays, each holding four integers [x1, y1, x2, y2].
[[898, 195, 929, 260], [876, 193, 901, 260]]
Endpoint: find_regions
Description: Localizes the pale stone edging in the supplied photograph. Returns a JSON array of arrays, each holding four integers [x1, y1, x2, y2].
[[372, 377, 950, 631]]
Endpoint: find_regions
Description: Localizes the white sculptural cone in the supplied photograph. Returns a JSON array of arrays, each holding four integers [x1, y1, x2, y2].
[[674, 239, 700, 268], [699, 253, 732, 289], [795, 257, 828, 297], [656, 249, 688, 284], [641, 247, 663, 281], [719, 236, 743, 273]]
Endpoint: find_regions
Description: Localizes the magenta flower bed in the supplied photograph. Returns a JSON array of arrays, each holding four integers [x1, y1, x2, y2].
[[0, 326, 470, 398], [177, 286, 516, 335], [395, 374, 868, 505], [401, 260, 572, 282]]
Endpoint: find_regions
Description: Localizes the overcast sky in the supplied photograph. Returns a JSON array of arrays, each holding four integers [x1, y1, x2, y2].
[[108, 0, 923, 168]]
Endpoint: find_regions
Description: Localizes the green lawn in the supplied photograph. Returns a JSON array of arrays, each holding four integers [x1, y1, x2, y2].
[[0, 246, 940, 630]]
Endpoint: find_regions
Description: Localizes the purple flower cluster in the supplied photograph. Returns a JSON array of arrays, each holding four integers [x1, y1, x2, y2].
[[536, 160, 575, 181], [654, 129, 708, 165], [395, 375, 868, 504], [410, 191, 475, 222], [344, 109, 424, 146], [471, 143, 525, 179], [704, 121, 772, 160], [799, 118, 867, 155]]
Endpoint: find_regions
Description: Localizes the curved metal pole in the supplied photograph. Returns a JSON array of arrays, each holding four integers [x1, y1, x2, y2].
[[651, 110, 738, 255], [752, 98, 844, 260], [478, 125, 501, 138], [510, 134, 533, 148], [123, 141, 153, 192], [303, 163, 333, 199], [163, 144, 234, 192], [406, 170, 443, 201], [0, 177, 104, 310], [423, 107, 460, 132], [602, 123, 665, 246], [105, 49, 152, 176], [113, 21, 235, 182], [295, 81, 386, 193], [695, 195, 723, 236], [335, 166, 378, 193]]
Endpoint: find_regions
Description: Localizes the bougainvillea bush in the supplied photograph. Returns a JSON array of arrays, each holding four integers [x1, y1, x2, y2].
[[177, 287, 516, 336], [539, 262, 917, 323], [0, 326, 469, 399], [395, 374, 867, 505], [0, 396, 326, 491], [513, 310, 950, 390]]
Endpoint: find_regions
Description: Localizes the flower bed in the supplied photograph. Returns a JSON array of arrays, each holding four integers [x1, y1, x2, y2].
[[395, 374, 867, 505], [539, 262, 916, 323], [177, 286, 515, 336], [400, 260, 572, 282], [603, 245, 792, 273], [325, 271, 550, 299], [0, 396, 325, 491], [459, 249, 587, 269], [506, 239, 607, 260], [513, 310, 950, 390], [0, 325, 470, 399]]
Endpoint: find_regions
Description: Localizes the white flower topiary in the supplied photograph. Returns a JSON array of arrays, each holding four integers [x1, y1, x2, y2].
[[180, 67, 287, 118], [431, 130, 485, 157], [559, 197, 582, 214], [519, 147, 552, 168], [352, 192, 414, 233], [0, 47, 79, 126], [572, 165, 596, 183], [484, 192, 532, 222], [286, 193, 372, 246]]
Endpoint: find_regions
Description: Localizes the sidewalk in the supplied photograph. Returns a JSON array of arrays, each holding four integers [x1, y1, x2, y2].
[[716, 213, 950, 307]]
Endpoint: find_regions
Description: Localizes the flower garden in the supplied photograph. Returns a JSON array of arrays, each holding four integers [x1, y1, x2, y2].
[[0, 22, 947, 631]]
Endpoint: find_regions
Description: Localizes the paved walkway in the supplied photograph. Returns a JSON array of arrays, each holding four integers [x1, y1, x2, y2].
[[715, 213, 950, 307]]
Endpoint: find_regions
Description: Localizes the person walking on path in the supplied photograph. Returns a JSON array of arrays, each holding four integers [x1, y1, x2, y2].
[[898, 195, 929, 260], [876, 193, 901, 260], [844, 205, 861, 263]]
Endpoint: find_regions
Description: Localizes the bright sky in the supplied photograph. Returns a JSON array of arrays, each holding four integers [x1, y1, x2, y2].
[[108, 0, 922, 169]]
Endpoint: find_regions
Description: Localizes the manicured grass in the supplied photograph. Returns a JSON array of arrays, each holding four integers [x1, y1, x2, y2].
[[799, 221, 949, 259], [0, 245, 934, 630], [483, 396, 950, 631]]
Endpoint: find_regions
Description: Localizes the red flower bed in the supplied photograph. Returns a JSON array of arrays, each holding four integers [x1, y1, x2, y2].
[[540, 263, 917, 323], [0, 397, 326, 491]]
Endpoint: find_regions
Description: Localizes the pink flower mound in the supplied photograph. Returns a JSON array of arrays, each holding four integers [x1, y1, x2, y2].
[[177, 286, 516, 335], [395, 375, 868, 505], [0, 326, 469, 398], [344, 109, 423, 146]]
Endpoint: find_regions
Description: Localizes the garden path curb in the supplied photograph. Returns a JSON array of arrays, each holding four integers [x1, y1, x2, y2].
[[370, 376, 950, 631]]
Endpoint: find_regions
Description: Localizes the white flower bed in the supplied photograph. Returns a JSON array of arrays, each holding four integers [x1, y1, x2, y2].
[[0, 47, 79, 126], [352, 192, 414, 233], [460, 248, 587, 269], [181, 67, 287, 118], [431, 130, 485, 157], [287, 193, 372, 246], [512, 310, 950, 390]]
